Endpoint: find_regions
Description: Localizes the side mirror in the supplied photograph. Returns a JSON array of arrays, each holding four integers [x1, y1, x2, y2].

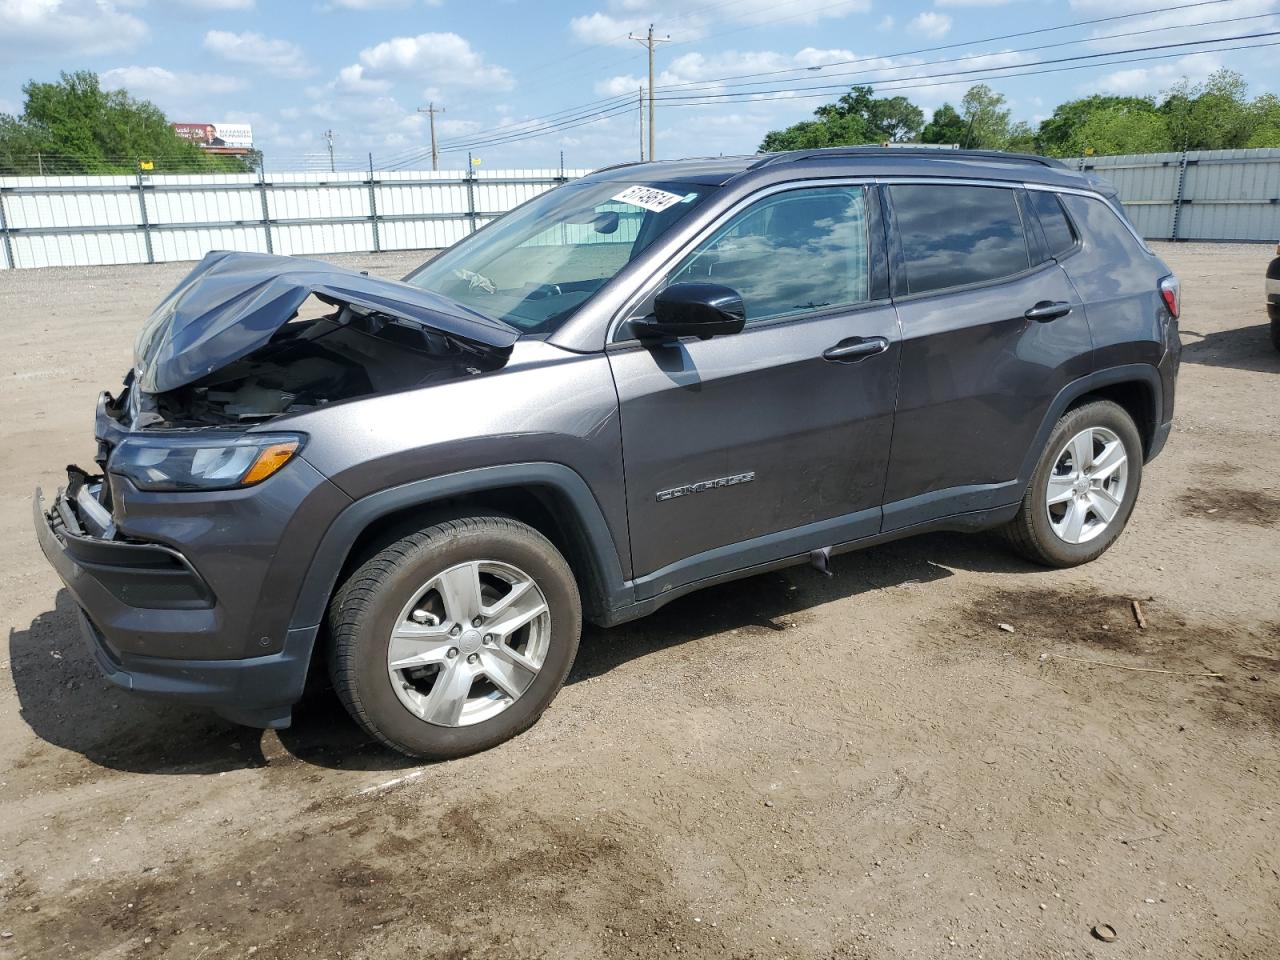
[[632, 282, 746, 342]]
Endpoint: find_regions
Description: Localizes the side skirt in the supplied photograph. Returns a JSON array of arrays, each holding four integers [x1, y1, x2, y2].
[[597, 501, 1019, 627]]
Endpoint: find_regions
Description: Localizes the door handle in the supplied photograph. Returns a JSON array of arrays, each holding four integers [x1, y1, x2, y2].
[[822, 336, 889, 363], [1024, 300, 1072, 322]]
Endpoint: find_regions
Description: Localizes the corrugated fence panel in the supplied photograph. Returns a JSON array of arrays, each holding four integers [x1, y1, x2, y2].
[[1178, 149, 1280, 243], [4, 155, 1274, 269], [1075, 148, 1280, 242]]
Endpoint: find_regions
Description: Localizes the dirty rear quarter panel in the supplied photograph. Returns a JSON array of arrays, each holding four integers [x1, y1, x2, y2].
[[1057, 193, 1169, 373]]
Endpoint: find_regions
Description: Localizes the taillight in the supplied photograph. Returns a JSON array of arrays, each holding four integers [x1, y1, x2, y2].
[[1159, 275, 1180, 319]]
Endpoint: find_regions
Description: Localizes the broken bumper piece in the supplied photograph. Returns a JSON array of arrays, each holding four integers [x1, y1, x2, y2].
[[34, 481, 309, 729]]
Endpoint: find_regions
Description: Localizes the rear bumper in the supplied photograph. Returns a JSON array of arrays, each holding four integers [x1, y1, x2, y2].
[[35, 485, 316, 728]]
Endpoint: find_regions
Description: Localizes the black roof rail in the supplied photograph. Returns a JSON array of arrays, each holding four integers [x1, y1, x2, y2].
[[751, 146, 1070, 170]]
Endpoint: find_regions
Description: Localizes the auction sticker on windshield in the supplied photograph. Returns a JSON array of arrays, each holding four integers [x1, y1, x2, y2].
[[610, 184, 686, 212]]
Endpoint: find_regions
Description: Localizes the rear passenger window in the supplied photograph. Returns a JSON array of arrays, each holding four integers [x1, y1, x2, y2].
[[1028, 190, 1076, 259], [889, 184, 1031, 294]]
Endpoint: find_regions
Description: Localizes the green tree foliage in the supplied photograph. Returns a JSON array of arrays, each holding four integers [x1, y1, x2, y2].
[[919, 103, 967, 146], [1035, 95, 1163, 155], [760, 71, 1280, 160], [1161, 69, 1260, 150], [957, 84, 1012, 149], [0, 71, 250, 175], [759, 85, 923, 151]]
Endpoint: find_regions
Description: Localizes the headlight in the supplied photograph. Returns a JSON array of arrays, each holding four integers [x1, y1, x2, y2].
[[110, 433, 305, 491]]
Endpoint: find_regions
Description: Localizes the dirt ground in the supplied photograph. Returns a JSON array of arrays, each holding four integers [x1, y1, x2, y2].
[[1, 243, 1277, 960]]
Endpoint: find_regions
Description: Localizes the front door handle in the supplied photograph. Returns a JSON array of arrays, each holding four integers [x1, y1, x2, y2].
[[823, 336, 889, 363], [1024, 300, 1072, 322]]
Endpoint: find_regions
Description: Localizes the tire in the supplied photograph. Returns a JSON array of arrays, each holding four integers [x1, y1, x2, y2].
[[1269, 305, 1280, 352], [1002, 400, 1144, 568], [328, 515, 581, 760]]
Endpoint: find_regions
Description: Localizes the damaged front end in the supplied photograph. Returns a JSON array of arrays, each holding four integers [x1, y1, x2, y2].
[[35, 251, 521, 727], [125, 249, 518, 430]]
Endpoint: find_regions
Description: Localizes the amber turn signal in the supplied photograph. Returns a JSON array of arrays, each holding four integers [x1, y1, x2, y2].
[[241, 440, 301, 485]]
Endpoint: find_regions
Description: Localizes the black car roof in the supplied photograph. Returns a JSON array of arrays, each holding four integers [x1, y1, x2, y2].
[[586, 146, 1097, 192]]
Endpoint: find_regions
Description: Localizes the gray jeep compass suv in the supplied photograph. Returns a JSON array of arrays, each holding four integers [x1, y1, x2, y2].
[[36, 147, 1181, 759]]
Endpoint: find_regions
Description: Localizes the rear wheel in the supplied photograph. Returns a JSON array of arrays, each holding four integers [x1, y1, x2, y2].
[[328, 516, 581, 759], [1003, 400, 1143, 567], [1269, 303, 1279, 351]]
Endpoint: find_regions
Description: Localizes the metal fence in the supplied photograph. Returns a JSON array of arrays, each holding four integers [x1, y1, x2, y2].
[[0, 167, 591, 270], [3, 149, 1279, 270], [1070, 148, 1280, 243]]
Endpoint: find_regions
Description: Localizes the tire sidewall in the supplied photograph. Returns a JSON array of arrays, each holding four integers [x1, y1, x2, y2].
[[1024, 402, 1144, 565], [343, 522, 580, 758]]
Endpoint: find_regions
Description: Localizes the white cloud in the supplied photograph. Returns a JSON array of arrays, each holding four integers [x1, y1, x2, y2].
[[330, 64, 393, 95], [1091, 53, 1224, 95], [570, 0, 871, 46], [326, 0, 442, 7], [0, 0, 147, 58], [101, 65, 247, 99], [176, 0, 254, 9], [935, 0, 1012, 6], [1075, 0, 1280, 52], [203, 30, 313, 78], [351, 32, 512, 89], [909, 12, 952, 38], [878, 15, 895, 31]]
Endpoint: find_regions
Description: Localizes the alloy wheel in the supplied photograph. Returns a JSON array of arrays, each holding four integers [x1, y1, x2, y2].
[[385, 560, 551, 727], [1045, 426, 1129, 545]]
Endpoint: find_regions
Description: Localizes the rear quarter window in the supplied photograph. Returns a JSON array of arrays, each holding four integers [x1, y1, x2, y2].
[[1028, 190, 1077, 259], [889, 184, 1031, 295]]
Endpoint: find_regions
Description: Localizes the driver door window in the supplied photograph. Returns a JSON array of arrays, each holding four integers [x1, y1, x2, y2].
[[668, 186, 870, 323]]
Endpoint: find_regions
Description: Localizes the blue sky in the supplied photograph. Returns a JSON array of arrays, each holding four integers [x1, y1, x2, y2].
[[0, 0, 1275, 171]]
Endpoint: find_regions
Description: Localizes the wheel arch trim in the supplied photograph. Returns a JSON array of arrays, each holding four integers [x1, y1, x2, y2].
[[287, 462, 631, 633], [1017, 364, 1164, 490]]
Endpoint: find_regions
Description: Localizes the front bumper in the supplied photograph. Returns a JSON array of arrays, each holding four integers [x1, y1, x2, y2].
[[35, 484, 318, 728]]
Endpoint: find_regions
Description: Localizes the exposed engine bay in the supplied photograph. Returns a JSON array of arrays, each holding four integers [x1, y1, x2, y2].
[[147, 306, 504, 426]]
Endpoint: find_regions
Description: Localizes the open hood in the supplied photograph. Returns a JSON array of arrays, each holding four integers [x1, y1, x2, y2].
[[134, 251, 519, 395]]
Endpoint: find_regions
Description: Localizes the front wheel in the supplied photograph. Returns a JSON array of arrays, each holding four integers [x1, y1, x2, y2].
[[328, 516, 581, 759], [1002, 400, 1144, 567]]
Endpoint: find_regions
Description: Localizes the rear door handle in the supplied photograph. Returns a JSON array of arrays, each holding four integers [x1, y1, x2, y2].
[[822, 336, 889, 363], [1024, 300, 1072, 322]]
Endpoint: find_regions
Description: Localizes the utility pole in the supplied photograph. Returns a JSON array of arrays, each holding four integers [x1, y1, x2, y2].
[[638, 86, 645, 161], [323, 128, 336, 172], [417, 103, 445, 171], [629, 24, 669, 161]]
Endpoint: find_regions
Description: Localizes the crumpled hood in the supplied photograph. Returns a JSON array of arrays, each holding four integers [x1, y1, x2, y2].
[[134, 250, 519, 394]]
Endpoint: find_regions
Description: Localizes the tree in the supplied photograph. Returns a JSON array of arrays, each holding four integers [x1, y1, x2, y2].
[[920, 103, 967, 145], [1245, 93, 1280, 148], [0, 71, 249, 175], [1160, 69, 1258, 150], [759, 85, 923, 151], [1035, 95, 1160, 156], [958, 84, 1012, 149]]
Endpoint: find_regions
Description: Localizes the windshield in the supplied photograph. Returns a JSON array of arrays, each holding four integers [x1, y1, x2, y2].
[[404, 179, 716, 335]]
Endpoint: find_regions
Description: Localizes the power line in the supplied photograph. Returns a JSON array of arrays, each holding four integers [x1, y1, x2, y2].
[[653, 0, 1249, 91], [426, 20, 1273, 155], [435, 0, 1256, 156], [655, 39, 1280, 108], [654, 10, 1276, 98], [650, 29, 1280, 103]]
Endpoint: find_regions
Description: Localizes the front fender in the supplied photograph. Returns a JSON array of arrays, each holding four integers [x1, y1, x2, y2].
[[286, 462, 631, 634]]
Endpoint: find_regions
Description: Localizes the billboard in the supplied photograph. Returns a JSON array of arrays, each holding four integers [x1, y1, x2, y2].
[[173, 122, 254, 149]]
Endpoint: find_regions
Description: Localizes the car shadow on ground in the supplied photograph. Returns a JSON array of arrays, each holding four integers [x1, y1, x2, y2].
[[10, 531, 1042, 777], [1181, 324, 1280, 373]]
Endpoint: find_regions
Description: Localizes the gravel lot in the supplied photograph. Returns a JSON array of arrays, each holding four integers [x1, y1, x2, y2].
[[1, 243, 1277, 960]]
